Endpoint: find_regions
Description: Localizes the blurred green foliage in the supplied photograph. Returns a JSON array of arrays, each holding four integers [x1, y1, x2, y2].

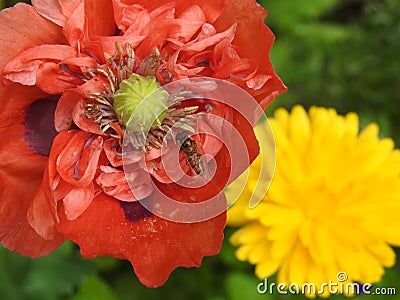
[[0, 0, 25, 9], [1, 0, 400, 299], [263, 0, 400, 144], [0, 243, 96, 300]]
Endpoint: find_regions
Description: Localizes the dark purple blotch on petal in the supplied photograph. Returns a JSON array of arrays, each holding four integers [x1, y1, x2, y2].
[[24, 96, 60, 156], [120, 198, 153, 222], [114, 26, 122, 36]]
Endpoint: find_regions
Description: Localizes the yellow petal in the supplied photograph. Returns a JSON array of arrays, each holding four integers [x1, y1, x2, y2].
[[288, 105, 311, 154], [249, 241, 270, 264], [229, 222, 265, 244], [367, 242, 395, 268], [273, 107, 290, 133], [270, 231, 297, 260], [344, 112, 359, 139], [287, 243, 309, 284], [255, 257, 281, 279], [234, 244, 253, 261]]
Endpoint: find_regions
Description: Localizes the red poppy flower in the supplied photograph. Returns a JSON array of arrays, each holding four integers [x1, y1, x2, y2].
[[0, 0, 286, 287]]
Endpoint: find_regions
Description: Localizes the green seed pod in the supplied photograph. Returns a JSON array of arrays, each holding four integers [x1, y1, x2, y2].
[[113, 74, 169, 132]]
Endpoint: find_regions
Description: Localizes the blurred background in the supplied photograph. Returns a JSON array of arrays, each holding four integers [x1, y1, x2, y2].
[[1, 0, 399, 299]]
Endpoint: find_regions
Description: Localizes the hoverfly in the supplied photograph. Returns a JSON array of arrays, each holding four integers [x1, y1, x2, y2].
[[176, 132, 204, 176]]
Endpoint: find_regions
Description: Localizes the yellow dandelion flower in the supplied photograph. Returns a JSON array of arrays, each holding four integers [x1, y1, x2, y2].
[[226, 105, 400, 297]]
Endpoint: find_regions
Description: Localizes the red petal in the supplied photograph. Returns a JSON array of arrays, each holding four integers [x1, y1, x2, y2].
[[56, 131, 103, 187], [214, 0, 287, 107], [196, 102, 233, 157], [103, 136, 143, 167], [84, 0, 115, 37], [63, 184, 95, 220], [55, 78, 104, 132], [246, 74, 272, 90], [184, 50, 215, 76], [105, 2, 149, 54], [32, 0, 82, 27], [59, 0, 82, 18], [182, 24, 236, 52], [63, 1, 84, 47], [167, 50, 205, 79], [31, 0, 66, 26], [0, 3, 66, 74], [27, 171, 61, 240], [229, 109, 260, 182], [82, 0, 133, 55], [57, 193, 226, 287], [0, 86, 65, 256], [129, 0, 227, 23], [143, 147, 190, 184], [0, 4, 68, 255], [134, 3, 178, 57], [112, 1, 147, 33], [72, 99, 104, 135], [212, 39, 259, 80], [27, 130, 100, 238], [0, 170, 65, 257], [3, 45, 81, 93], [96, 165, 153, 201], [103, 138, 124, 167], [54, 90, 80, 132], [172, 5, 207, 43], [165, 145, 229, 189], [26, 131, 75, 240], [36, 63, 82, 94]]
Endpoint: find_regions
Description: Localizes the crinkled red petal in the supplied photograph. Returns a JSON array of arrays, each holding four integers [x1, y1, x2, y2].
[[31, 0, 81, 27], [152, 142, 231, 204], [173, 5, 207, 43], [84, 0, 115, 37], [72, 99, 105, 135], [63, 183, 95, 221], [26, 131, 76, 240], [143, 147, 190, 184], [3, 45, 82, 94], [59, 0, 82, 19], [129, 0, 228, 23], [57, 192, 226, 287], [27, 130, 101, 238], [214, 0, 287, 107], [0, 3, 66, 74], [104, 1, 149, 53], [62, 1, 84, 48], [31, 0, 66, 26], [56, 131, 103, 187], [0, 87, 66, 256], [0, 3, 67, 257], [96, 165, 153, 202], [112, 1, 147, 33], [55, 78, 105, 133]]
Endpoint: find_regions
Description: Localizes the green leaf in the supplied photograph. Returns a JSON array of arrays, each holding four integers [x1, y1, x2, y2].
[[225, 272, 273, 300], [91, 256, 121, 272], [71, 276, 117, 300], [259, 0, 340, 31], [292, 23, 350, 43], [1, 243, 97, 300], [22, 244, 96, 299], [0, 246, 32, 300]]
